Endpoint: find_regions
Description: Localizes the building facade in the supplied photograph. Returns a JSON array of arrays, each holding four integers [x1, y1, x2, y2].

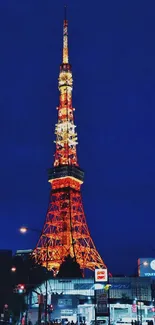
[[27, 277, 154, 325], [110, 277, 152, 301], [15, 249, 33, 260]]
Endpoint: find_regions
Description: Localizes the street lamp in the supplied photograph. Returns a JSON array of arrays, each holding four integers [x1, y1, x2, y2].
[[11, 265, 29, 324], [137, 260, 148, 275], [19, 227, 28, 234], [135, 261, 148, 325], [19, 226, 42, 234], [19, 226, 49, 325]]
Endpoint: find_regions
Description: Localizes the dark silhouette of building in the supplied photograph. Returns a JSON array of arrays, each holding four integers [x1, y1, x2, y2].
[[0, 250, 12, 312]]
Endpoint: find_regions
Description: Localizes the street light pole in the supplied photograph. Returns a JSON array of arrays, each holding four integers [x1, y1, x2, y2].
[[135, 261, 148, 325], [25, 274, 30, 325], [11, 266, 29, 325], [19, 226, 50, 325]]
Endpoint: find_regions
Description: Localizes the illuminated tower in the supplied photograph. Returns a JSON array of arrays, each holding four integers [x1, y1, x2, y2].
[[33, 11, 106, 274]]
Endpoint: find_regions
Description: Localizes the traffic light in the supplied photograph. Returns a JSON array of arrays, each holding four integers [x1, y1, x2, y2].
[[13, 284, 26, 294], [48, 304, 54, 313], [3, 304, 9, 322]]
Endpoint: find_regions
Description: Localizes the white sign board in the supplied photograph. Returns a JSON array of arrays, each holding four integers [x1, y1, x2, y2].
[[95, 268, 108, 282]]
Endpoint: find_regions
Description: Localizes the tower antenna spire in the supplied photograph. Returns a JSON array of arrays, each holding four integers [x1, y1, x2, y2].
[[63, 5, 68, 64], [64, 4, 67, 21]]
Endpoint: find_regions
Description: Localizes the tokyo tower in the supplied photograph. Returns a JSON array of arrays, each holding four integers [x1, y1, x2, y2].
[[33, 10, 106, 274]]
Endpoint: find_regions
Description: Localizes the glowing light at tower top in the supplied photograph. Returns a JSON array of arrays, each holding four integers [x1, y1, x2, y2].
[[54, 9, 78, 168]]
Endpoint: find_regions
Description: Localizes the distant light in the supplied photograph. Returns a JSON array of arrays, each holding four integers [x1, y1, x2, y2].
[[19, 227, 28, 234], [4, 304, 8, 309], [11, 267, 16, 272]]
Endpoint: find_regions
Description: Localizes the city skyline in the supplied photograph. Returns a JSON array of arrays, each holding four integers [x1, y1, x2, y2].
[[0, 0, 155, 275]]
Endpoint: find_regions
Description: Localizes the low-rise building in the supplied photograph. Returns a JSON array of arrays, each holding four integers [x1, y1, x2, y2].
[[27, 276, 154, 325]]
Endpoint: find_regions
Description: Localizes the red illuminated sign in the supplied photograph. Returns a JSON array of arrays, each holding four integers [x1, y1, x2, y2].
[[95, 268, 108, 282]]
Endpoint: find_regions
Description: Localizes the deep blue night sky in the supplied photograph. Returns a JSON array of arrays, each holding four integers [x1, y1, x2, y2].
[[0, 0, 155, 275]]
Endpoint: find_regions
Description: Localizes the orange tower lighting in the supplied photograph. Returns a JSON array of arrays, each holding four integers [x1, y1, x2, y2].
[[33, 9, 107, 275]]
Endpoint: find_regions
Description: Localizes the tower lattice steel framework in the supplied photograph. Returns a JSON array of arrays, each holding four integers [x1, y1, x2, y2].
[[33, 12, 106, 274]]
